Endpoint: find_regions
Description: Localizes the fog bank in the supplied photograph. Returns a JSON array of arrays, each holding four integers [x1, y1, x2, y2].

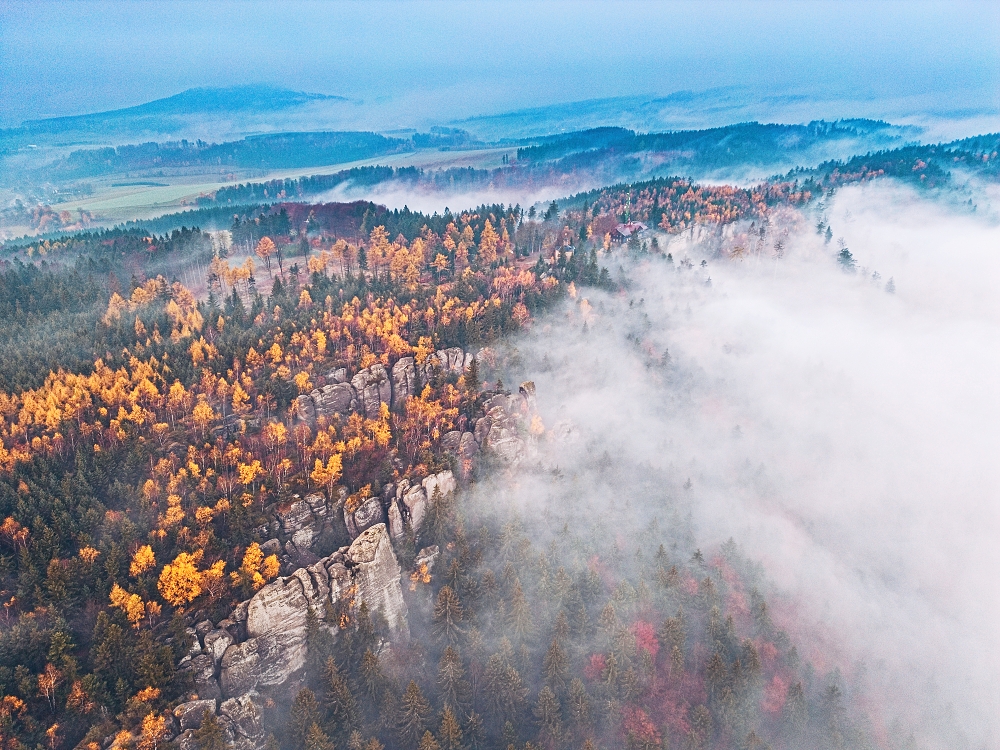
[[491, 182, 1000, 748]]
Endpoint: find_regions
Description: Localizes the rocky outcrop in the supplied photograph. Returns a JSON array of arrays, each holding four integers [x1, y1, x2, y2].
[[399, 482, 428, 531], [391, 356, 418, 411], [351, 363, 391, 418], [442, 430, 479, 480], [275, 490, 349, 559], [296, 348, 481, 424], [218, 524, 408, 699], [345, 496, 386, 538], [174, 699, 218, 730], [220, 692, 267, 749]]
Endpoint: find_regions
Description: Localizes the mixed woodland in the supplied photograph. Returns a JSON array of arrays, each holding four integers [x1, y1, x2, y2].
[[0, 178, 899, 750]]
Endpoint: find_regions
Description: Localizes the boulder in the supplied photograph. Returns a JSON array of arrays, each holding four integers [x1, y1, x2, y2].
[[387, 499, 405, 540], [422, 471, 456, 503], [391, 356, 418, 411], [351, 364, 391, 418], [188, 653, 221, 701], [326, 367, 347, 384], [218, 526, 409, 697], [220, 691, 265, 747], [219, 629, 306, 698], [403, 485, 427, 531], [346, 496, 385, 539], [315, 382, 357, 417], [203, 629, 234, 666], [415, 545, 440, 574], [174, 699, 218, 731], [294, 394, 317, 424], [277, 498, 314, 538], [346, 524, 410, 639]]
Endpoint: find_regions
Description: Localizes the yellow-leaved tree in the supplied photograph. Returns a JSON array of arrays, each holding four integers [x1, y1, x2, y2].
[[130, 545, 156, 577], [310, 453, 343, 498], [231, 542, 280, 592], [157, 551, 224, 608]]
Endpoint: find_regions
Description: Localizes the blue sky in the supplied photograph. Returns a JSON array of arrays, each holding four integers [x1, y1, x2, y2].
[[1, 0, 998, 127]]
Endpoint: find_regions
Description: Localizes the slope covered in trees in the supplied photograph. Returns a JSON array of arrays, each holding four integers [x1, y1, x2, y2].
[[0, 183, 892, 750]]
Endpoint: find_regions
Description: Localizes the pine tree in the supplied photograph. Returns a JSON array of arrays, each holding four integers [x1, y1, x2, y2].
[[542, 638, 569, 695], [483, 653, 527, 725], [782, 682, 807, 739], [437, 706, 464, 750], [322, 657, 358, 742], [532, 686, 563, 747], [305, 723, 336, 750], [396, 681, 432, 748], [193, 711, 227, 750], [507, 579, 532, 640], [360, 648, 384, 703], [433, 586, 465, 644], [567, 679, 590, 737], [290, 689, 322, 749], [437, 646, 470, 711], [464, 712, 485, 750], [418, 730, 441, 750]]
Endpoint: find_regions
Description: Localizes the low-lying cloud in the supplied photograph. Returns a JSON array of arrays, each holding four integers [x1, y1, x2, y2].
[[485, 181, 1000, 748]]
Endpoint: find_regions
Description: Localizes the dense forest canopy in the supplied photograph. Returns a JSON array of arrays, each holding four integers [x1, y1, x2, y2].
[[0, 162, 942, 750]]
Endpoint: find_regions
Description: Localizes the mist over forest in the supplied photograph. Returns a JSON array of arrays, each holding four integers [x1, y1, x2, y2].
[[0, 4, 998, 750]]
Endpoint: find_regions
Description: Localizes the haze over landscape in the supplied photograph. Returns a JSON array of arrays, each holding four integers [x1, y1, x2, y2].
[[0, 3, 998, 750]]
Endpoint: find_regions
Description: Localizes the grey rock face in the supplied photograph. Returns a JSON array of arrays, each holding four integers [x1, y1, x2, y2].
[[174, 699, 218, 731], [351, 363, 391, 418], [295, 394, 317, 424], [220, 691, 266, 748], [189, 653, 221, 701], [296, 381, 358, 425], [316, 382, 358, 417], [387, 499, 405, 540], [391, 356, 418, 411], [442, 432, 478, 479], [220, 629, 308, 698], [346, 524, 410, 639], [422, 470, 456, 503], [219, 524, 408, 697], [346, 496, 386, 539], [480, 394, 528, 464], [203, 629, 234, 666], [403, 485, 428, 531]]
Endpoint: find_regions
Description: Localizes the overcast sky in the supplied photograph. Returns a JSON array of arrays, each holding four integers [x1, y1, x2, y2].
[[1, 0, 998, 127]]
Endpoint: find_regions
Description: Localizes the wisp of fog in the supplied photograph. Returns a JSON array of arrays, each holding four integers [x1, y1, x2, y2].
[[482, 182, 1000, 749]]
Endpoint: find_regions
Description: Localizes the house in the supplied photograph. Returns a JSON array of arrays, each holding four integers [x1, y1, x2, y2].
[[611, 221, 648, 243]]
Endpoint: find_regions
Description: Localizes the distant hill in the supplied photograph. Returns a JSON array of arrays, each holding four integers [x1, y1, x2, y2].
[[20, 85, 345, 131], [1, 85, 351, 147], [41, 130, 411, 180]]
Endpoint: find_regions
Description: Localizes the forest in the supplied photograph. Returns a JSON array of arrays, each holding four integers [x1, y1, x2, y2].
[[0, 174, 892, 750]]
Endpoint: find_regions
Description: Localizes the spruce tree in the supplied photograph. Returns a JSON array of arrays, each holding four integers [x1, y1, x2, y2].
[[532, 686, 563, 747], [192, 711, 227, 750], [437, 706, 464, 750], [463, 712, 485, 750], [290, 689, 322, 749], [396, 681, 432, 748], [304, 723, 336, 750], [437, 646, 470, 711], [542, 638, 569, 695], [322, 656, 358, 742], [433, 585, 465, 644], [418, 730, 441, 750], [567, 679, 590, 738]]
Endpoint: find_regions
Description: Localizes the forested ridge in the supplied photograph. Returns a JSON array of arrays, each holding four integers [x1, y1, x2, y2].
[[1, 186, 887, 750]]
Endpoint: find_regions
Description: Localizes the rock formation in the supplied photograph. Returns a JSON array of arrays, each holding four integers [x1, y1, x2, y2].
[[174, 523, 414, 748], [296, 346, 484, 426]]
